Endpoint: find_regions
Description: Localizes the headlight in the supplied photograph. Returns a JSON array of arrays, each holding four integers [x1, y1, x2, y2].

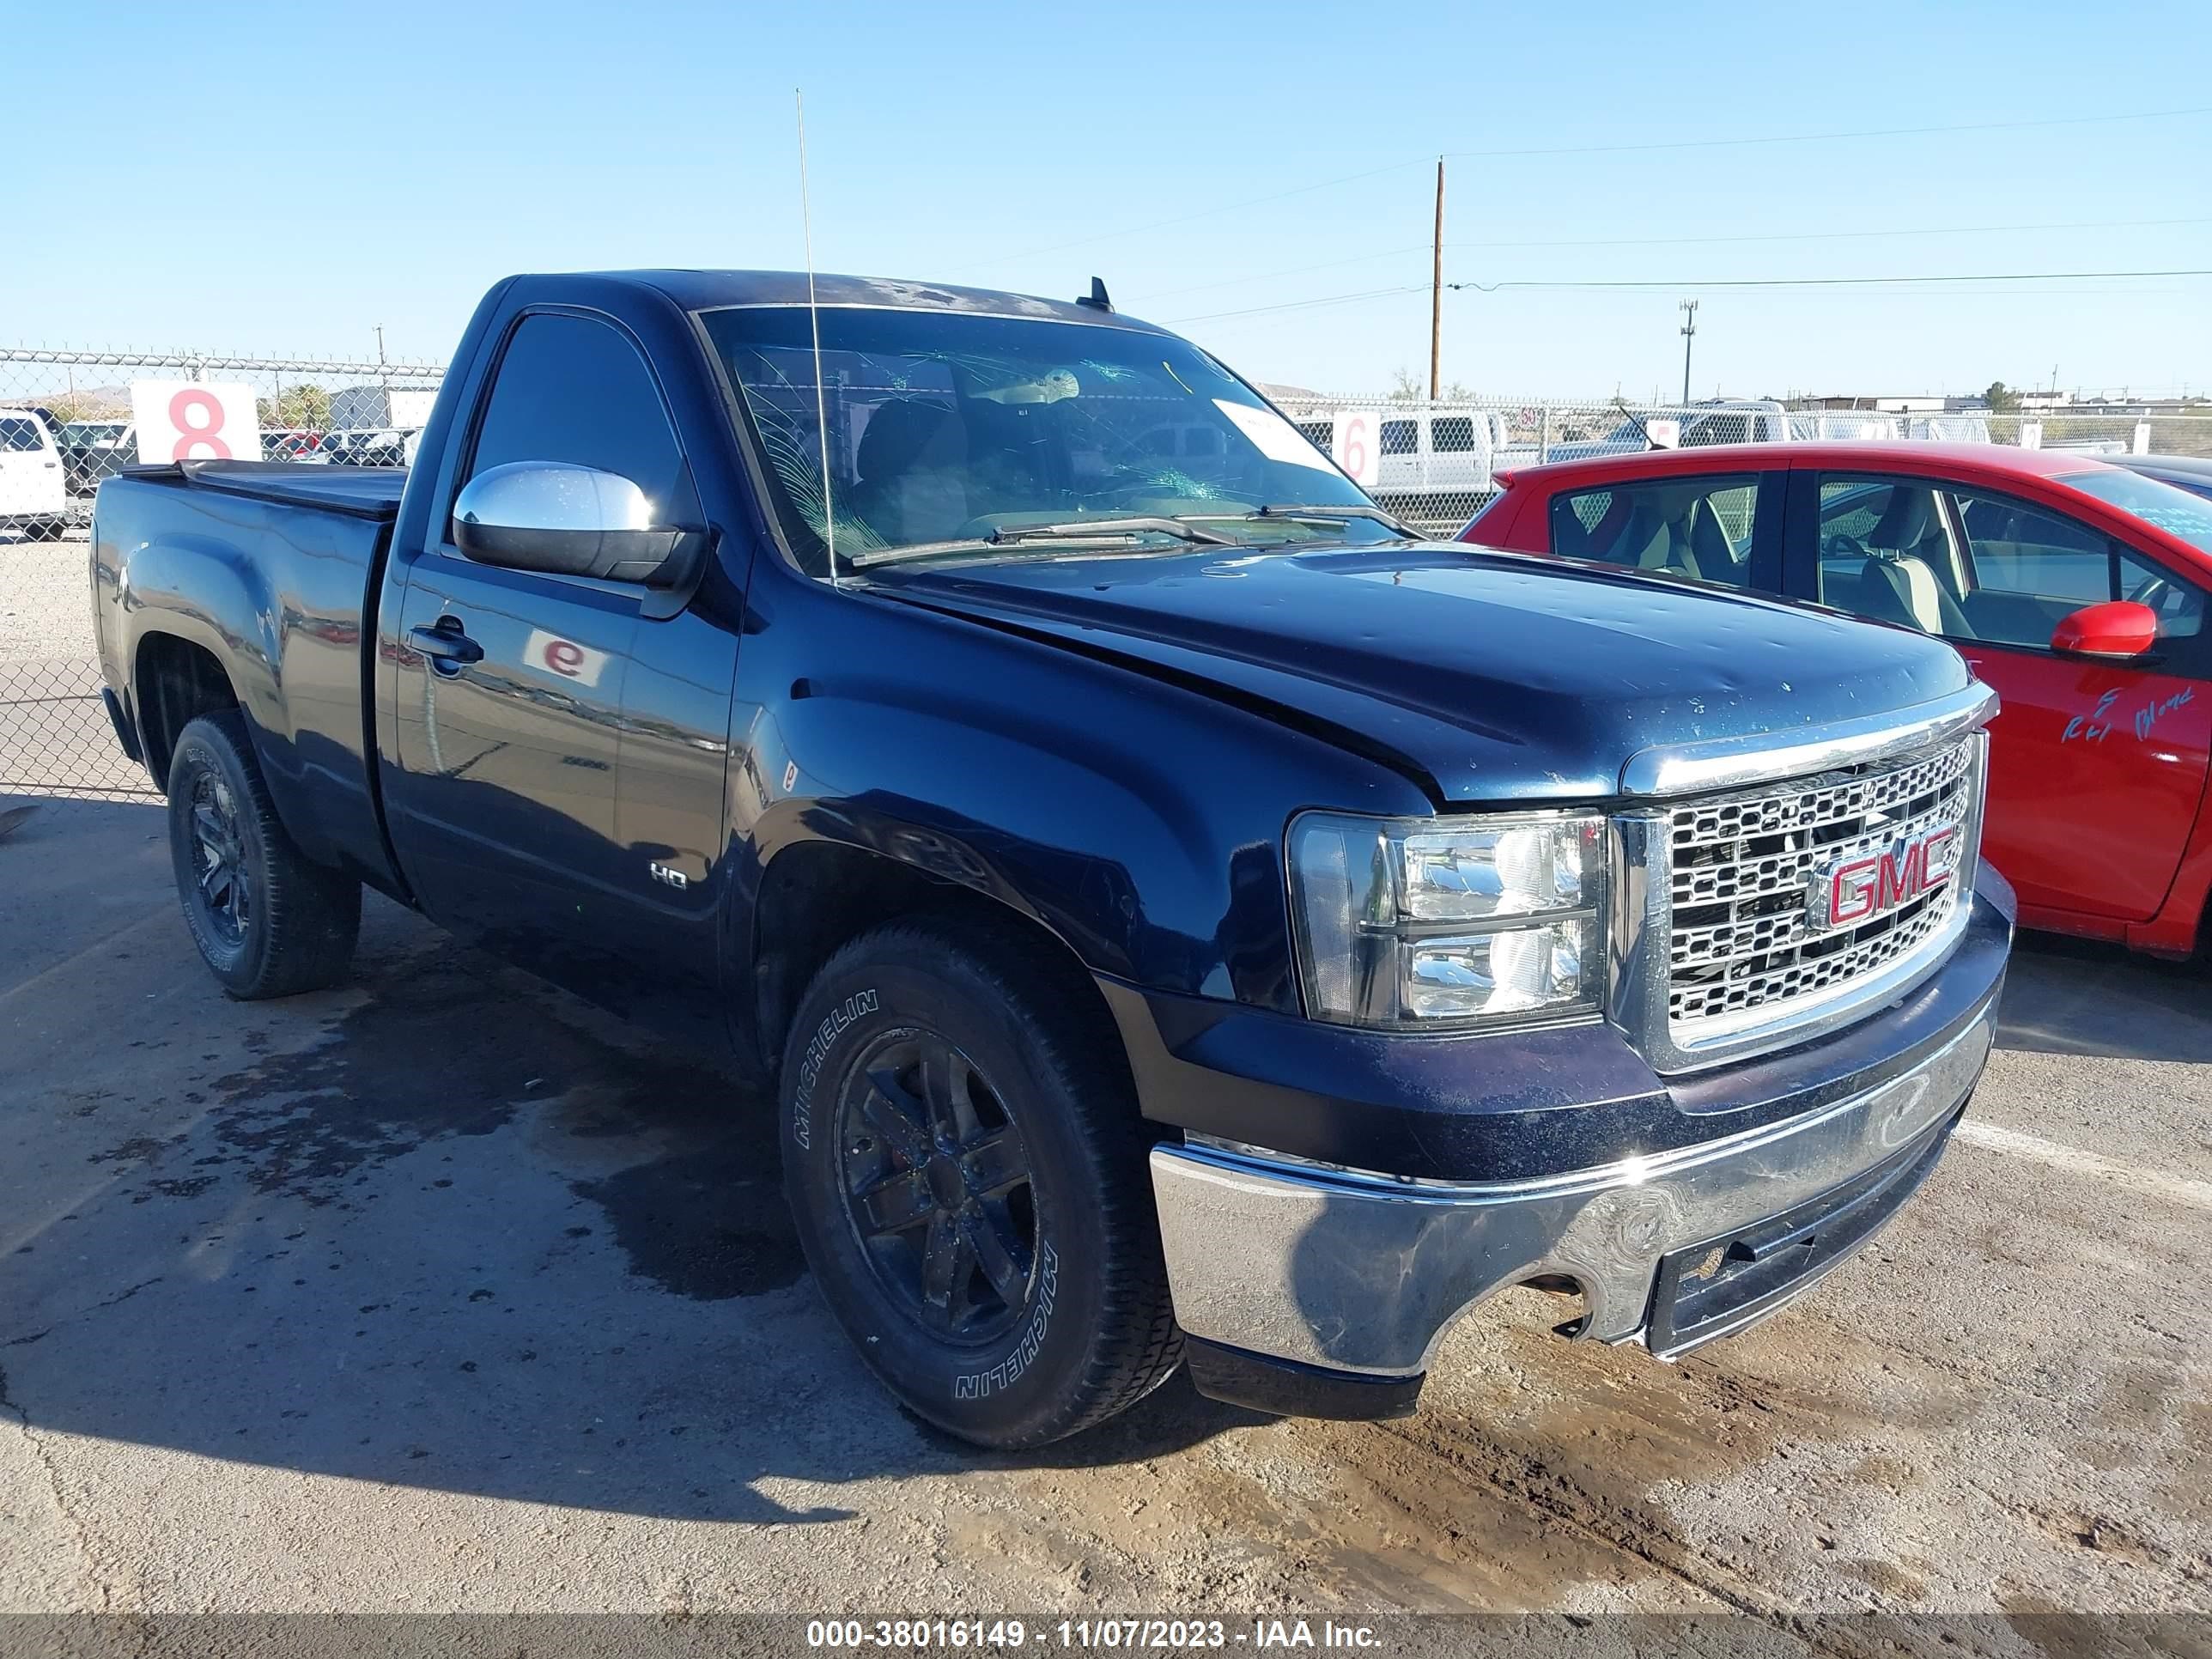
[[1287, 811, 1607, 1030]]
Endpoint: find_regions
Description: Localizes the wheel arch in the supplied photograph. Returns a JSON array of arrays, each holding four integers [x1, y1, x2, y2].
[[131, 629, 242, 793], [744, 836, 1126, 1098]]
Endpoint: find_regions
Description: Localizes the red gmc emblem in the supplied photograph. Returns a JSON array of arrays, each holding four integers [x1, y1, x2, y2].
[[1812, 826, 1960, 931]]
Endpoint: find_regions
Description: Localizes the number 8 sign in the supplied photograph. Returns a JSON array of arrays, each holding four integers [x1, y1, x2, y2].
[[129, 380, 264, 465]]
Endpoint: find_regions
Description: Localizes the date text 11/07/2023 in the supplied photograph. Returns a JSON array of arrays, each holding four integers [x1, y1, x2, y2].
[[805, 1619, 1384, 1650]]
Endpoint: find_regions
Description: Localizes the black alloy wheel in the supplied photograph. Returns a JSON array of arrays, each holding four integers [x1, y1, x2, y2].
[[185, 769, 252, 949], [835, 1029, 1039, 1344]]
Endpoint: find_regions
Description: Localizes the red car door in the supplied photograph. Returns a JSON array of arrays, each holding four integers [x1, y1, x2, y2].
[[1937, 485, 2212, 926], [1787, 465, 2212, 928]]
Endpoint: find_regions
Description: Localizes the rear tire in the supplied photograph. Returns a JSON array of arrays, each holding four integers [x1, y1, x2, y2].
[[167, 709, 360, 999], [780, 919, 1181, 1448]]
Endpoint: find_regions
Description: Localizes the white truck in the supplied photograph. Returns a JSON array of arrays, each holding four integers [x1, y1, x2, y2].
[[0, 409, 70, 541], [1288, 407, 1506, 534]]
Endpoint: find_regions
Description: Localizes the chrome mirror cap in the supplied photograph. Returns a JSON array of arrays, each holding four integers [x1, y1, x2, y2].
[[454, 461, 653, 537], [449, 460, 700, 591]]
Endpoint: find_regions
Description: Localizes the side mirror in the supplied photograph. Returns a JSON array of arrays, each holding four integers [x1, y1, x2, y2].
[[2051, 599, 2158, 660], [453, 461, 702, 587]]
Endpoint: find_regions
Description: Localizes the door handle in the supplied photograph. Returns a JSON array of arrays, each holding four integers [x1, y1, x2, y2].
[[410, 620, 483, 669]]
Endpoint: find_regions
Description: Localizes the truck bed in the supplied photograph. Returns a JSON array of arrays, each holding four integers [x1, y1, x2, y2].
[[94, 462, 404, 894], [122, 459, 408, 520]]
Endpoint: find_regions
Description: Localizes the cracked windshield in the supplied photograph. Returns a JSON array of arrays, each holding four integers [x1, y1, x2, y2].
[[701, 303, 1403, 574]]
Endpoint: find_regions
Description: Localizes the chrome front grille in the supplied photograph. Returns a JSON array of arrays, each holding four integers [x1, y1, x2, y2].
[[1663, 737, 1979, 1032]]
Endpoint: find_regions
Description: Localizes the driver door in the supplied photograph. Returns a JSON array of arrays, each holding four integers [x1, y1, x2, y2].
[[382, 309, 720, 982]]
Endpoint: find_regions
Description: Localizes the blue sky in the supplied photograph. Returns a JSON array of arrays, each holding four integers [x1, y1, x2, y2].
[[6, 1, 2209, 398]]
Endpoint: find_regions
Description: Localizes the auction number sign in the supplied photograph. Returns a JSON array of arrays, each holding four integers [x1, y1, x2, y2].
[[1330, 409, 1383, 488], [130, 380, 264, 465]]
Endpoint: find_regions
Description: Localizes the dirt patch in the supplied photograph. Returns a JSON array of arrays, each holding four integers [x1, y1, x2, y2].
[[1832, 1555, 1925, 1602], [2008, 1504, 2179, 1571], [987, 1299, 2016, 1618], [964, 1306, 1814, 1613]]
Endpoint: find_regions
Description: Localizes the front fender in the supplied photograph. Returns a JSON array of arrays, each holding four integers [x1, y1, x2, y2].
[[732, 580, 1435, 1015]]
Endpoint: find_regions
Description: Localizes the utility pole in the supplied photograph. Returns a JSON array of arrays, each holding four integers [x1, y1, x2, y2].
[[1429, 157, 1444, 403], [1679, 299, 1699, 404]]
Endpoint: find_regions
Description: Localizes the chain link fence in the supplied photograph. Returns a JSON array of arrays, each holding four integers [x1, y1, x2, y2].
[[2, 345, 445, 800], [2, 344, 446, 526], [5, 338, 2210, 801], [0, 661, 152, 801]]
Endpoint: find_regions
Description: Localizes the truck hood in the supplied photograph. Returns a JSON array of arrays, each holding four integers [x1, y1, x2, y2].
[[871, 541, 1973, 805]]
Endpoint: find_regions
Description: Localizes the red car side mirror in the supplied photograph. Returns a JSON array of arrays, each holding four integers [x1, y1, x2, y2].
[[2051, 599, 2158, 660]]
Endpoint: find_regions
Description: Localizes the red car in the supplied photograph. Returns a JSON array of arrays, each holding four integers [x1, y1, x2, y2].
[[1462, 441, 2212, 956]]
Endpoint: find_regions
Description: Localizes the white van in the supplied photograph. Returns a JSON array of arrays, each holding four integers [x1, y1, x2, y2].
[[1289, 407, 1504, 533], [0, 409, 70, 540]]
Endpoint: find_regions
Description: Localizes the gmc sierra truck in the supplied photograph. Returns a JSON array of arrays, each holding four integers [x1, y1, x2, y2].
[[91, 270, 2012, 1449]]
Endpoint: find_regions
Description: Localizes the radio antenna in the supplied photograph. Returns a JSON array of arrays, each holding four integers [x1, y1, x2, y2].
[[797, 88, 840, 587]]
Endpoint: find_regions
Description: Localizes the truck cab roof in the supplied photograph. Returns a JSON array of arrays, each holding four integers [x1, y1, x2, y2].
[[571, 269, 1168, 332]]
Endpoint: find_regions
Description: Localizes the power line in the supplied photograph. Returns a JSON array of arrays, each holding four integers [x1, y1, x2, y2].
[[1437, 103, 2212, 162], [1454, 268, 2212, 293], [1132, 216, 2212, 304], [1167, 267, 2212, 324], [964, 105, 2212, 275], [1458, 215, 2212, 253]]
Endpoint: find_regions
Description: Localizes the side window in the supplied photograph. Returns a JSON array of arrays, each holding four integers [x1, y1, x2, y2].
[[1430, 416, 1476, 454], [1547, 475, 1759, 588], [1945, 489, 2191, 653], [464, 313, 695, 525], [1680, 412, 1749, 447], [1952, 492, 2105, 601], [2118, 548, 2205, 639], [0, 416, 46, 453], [1814, 477, 1963, 636], [1378, 419, 1418, 456]]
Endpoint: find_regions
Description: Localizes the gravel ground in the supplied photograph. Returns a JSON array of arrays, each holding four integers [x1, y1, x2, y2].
[[3, 532, 2209, 1644], [0, 529, 97, 662]]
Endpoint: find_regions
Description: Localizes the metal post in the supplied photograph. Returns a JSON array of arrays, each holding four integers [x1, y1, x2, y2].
[[1679, 300, 1698, 404], [1538, 404, 1551, 465], [1429, 158, 1444, 404]]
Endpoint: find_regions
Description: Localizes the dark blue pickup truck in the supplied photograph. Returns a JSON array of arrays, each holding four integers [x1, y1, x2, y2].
[[89, 270, 2011, 1447]]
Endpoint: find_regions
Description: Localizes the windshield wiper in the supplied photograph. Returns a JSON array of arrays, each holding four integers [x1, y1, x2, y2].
[[848, 516, 1232, 569], [1249, 503, 1419, 538]]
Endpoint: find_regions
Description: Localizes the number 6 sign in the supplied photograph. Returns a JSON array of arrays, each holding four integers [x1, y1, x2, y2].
[[1330, 408, 1382, 489], [129, 380, 264, 465]]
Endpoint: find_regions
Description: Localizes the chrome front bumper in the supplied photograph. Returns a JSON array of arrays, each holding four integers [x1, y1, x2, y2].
[[1150, 994, 1996, 1378]]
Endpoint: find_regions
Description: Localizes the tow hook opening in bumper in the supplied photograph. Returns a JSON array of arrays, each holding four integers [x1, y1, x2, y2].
[[1642, 1103, 1962, 1357]]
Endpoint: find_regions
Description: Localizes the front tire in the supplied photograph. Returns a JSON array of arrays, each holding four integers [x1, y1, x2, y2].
[[167, 709, 361, 999], [781, 920, 1181, 1448]]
